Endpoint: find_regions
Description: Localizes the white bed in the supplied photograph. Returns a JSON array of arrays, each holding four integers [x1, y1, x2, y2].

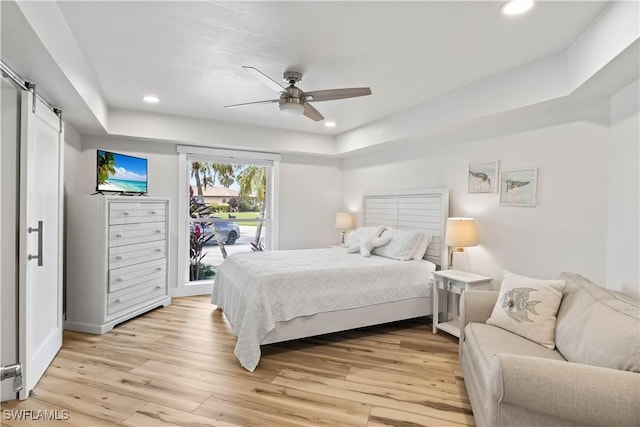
[[211, 189, 449, 371]]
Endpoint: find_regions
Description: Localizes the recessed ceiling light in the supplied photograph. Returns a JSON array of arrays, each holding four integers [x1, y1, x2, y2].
[[143, 95, 159, 103], [501, 0, 534, 16], [324, 121, 336, 128]]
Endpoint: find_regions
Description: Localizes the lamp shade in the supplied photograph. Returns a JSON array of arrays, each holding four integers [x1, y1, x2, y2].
[[445, 218, 478, 248], [334, 212, 355, 230]]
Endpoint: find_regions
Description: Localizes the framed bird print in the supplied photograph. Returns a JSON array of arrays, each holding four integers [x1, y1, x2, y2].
[[468, 161, 498, 193], [500, 168, 538, 206]]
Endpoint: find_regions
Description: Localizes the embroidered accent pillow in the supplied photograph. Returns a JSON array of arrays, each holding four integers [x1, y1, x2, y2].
[[487, 271, 566, 349]]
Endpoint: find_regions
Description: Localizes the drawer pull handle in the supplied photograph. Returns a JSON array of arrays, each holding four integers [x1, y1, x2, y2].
[[155, 230, 162, 234], [155, 248, 162, 253], [115, 233, 123, 238], [151, 211, 157, 215], [156, 267, 162, 271], [116, 277, 124, 282], [156, 285, 162, 289], [123, 211, 130, 216], [115, 255, 123, 260], [114, 298, 121, 304]]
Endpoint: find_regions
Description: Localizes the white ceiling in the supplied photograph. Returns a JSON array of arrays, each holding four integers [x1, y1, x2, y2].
[[39, 0, 609, 136]]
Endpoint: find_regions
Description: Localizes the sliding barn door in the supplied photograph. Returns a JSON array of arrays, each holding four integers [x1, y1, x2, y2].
[[18, 91, 63, 399]]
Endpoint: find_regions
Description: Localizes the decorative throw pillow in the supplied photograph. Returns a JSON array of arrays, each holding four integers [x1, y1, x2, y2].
[[345, 225, 386, 247], [487, 271, 566, 349], [411, 233, 433, 261], [372, 228, 425, 261], [360, 235, 392, 257], [555, 273, 640, 372], [345, 243, 361, 254]]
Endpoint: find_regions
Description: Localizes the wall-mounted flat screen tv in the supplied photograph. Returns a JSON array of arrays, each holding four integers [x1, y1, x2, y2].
[[96, 150, 148, 194]]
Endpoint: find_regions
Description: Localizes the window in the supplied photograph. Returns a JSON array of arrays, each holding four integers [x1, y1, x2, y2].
[[176, 146, 280, 296]]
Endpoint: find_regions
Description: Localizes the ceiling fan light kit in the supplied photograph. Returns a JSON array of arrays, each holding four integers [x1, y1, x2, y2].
[[279, 98, 305, 115], [279, 84, 305, 115], [224, 66, 372, 122]]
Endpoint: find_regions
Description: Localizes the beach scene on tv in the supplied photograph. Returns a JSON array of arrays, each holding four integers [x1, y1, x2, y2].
[[97, 150, 148, 193]]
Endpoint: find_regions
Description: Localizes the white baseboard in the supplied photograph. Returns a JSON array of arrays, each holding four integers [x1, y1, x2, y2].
[[170, 283, 213, 297]]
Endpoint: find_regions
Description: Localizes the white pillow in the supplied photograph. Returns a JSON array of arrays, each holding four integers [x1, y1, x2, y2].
[[372, 228, 425, 261], [411, 233, 433, 261], [345, 243, 361, 254], [360, 235, 392, 257], [487, 271, 566, 349], [345, 226, 386, 247]]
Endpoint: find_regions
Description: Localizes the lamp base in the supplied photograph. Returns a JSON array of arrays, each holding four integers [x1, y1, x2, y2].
[[340, 230, 346, 245], [450, 247, 471, 271]]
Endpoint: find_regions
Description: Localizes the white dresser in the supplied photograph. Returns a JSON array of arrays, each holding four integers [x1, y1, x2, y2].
[[65, 195, 171, 334]]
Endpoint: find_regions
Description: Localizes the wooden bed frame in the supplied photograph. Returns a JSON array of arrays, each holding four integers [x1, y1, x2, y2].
[[260, 188, 449, 345]]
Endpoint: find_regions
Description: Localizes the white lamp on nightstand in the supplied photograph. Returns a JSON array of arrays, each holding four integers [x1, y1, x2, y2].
[[445, 217, 478, 271], [335, 212, 355, 244]]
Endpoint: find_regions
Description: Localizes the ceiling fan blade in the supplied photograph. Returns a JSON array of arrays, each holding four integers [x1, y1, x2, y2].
[[304, 87, 372, 102], [303, 102, 324, 121], [224, 99, 279, 109], [242, 66, 287, 94]]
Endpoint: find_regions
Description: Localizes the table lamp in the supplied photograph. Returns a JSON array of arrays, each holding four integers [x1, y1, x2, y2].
[[445, 217, 478, 271], [335, 212, 355, 244]]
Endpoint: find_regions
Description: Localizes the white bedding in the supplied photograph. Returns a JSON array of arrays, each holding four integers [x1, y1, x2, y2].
[[211, 247, 435, 371]]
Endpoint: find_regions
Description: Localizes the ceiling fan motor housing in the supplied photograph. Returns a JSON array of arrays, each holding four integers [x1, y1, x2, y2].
[[283, 70, 303, 84]]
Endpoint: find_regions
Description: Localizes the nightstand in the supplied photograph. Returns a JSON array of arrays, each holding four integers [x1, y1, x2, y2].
[[432, 269, 492, 337]]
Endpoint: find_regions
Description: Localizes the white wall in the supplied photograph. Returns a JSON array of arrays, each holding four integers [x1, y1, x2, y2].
[[69, 136, 181, 289], [65, 82, 638, 299], [342, 121, 610, 289], [109, 109, 337, 156], [279, 155, 343, 249], [63, 125, 83, 196], [65, 137, 343, 291], [607, 80, 639, 299]]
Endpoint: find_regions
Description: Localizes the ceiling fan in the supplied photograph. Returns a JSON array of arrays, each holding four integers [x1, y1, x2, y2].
[[224, 66, 372, 122]]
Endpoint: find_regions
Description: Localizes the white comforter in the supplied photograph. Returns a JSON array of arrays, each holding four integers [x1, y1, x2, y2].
[[211, 248, 434, 371]]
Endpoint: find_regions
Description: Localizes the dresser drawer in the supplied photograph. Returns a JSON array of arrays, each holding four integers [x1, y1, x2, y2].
[[108, 258, 166, 293], [107, 284, 166, 316], [109, 277, 165, 299], [109, 222, 166, 247], [109, 240, 166, 269], [109, 202, 167, 225]]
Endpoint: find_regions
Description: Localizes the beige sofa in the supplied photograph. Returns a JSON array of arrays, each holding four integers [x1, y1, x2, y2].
[[459, 272, 640, 427]]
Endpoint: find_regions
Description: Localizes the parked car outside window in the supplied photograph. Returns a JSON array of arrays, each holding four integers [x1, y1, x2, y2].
[[191, 216, 240, 245]]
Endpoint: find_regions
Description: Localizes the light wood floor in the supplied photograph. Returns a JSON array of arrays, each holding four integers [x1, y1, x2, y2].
[[2, 296, 474, 427]]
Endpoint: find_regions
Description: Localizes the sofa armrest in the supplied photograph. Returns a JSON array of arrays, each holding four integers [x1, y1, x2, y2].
[[489, 353, 640, 427], [459, 290, 498, 342]]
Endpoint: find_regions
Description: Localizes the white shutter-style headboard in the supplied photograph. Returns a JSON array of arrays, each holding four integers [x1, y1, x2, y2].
[[363, 189, 449, 268]]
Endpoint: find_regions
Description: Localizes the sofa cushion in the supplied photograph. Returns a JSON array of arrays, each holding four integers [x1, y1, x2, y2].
[[463, 322, 566, 392], [487, 271, 566, 349], [555, 273, 640, 372]]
